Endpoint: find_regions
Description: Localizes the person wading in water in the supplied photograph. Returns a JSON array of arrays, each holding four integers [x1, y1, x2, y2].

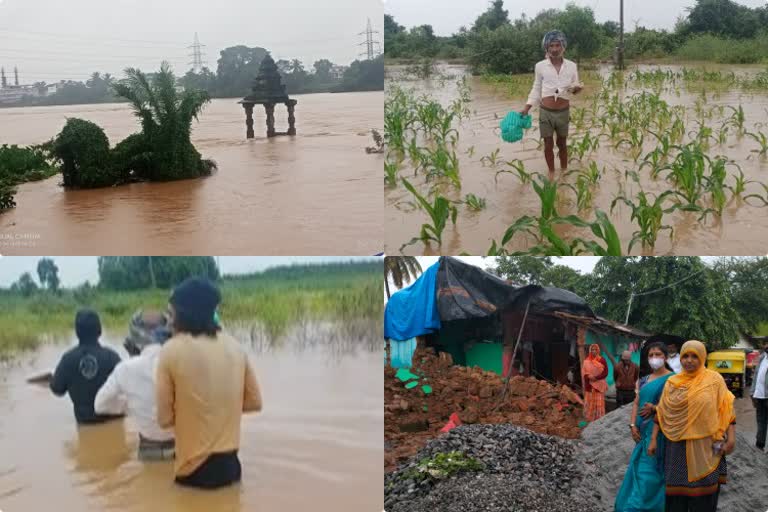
[[520, 30, 583, 180]]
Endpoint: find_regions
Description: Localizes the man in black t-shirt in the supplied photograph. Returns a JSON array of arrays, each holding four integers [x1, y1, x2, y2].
[[50, 309, 123, 424]]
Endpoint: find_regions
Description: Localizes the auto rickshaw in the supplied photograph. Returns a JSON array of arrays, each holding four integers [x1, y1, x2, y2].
[[707, 349, 746, 397]]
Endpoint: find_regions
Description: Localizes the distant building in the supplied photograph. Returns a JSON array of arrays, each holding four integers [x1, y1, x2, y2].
[[0, 66, 49, 105], [329, 65, 347, 80]]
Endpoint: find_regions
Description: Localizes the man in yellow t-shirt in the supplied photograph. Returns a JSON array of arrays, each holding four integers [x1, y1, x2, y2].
[[156, 277, 262, 489]]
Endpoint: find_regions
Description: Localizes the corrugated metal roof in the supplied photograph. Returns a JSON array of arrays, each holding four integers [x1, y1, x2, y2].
[[552, 311, 650, 339]]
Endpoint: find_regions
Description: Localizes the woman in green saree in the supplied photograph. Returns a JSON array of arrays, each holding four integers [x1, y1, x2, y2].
[[615, 342, 675, 512]]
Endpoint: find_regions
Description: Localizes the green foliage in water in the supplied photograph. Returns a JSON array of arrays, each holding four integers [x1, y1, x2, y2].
[[0, 143, 58, 211], [44, 63, 217, 190], [52, 118, 118, 188], [0, 260, 382, 359], [0, 144, 56, 182], [0, 183, 15, 210], [112, 62, 217, 181]]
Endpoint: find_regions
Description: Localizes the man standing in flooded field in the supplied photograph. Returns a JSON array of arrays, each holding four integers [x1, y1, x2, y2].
[[156, 277, 262, 489], [520, 30, 583, 180], [94, 310, 175, 460], [50, 309, 123, 424]]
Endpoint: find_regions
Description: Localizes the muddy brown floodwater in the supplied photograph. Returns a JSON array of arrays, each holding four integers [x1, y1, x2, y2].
[[385, 63, 768, 255], [0, 92, 383, 255], [0, 326, 384, 512]]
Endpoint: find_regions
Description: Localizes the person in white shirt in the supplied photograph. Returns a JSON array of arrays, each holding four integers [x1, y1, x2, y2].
[[95, 310, 175, 460], [666, 341, 682, 373], [750, 341, 768, 450], [520, 30, 583, 180]]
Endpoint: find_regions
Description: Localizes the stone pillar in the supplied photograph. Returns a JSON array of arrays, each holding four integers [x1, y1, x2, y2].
[[265, 103, 276, 137], [244, 103, 254, 139], [286, 101, 296, 136]]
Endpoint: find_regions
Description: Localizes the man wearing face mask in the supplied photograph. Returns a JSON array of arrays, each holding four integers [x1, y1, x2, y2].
[[614, 350, 640, 407], [666, 341, 682, 373], [750, 340, 768, 451]]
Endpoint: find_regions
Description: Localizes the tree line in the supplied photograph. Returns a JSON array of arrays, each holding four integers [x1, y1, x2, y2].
[[490, 256, 768, 350], [6, 257, 220, 297], [6, 47, 383, 108], [385, 0, 768, 73], [3, 257, 382, 296]]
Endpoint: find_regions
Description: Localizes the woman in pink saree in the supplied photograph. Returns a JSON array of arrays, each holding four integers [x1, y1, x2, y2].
[[582, 343, 609, 421]]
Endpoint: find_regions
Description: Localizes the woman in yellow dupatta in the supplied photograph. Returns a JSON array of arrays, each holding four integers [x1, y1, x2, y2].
[[647, 340, 735, 512]]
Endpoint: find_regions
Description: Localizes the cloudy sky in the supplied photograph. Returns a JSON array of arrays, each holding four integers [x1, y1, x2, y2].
[[0, 256, 379, 287], [0, 0, 382, 84], [384, 0, 767, 36]]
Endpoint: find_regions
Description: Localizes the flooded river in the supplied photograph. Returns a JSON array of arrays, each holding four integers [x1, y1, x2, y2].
[[0, 92, 383, 255], [385, 63, 768, 255], [0, 323, 383, 511]]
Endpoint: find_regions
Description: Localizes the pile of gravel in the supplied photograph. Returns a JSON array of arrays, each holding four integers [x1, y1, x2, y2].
[[385, 423, 605, 512], [575, 403, 768, 512]]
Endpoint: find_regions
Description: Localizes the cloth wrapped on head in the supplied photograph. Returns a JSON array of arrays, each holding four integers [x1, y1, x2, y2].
[[542, 30, 567, 52], [124, 309, 172, 355]]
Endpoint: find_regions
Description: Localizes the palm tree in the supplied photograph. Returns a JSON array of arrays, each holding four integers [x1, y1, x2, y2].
[[289, 58, 305, 75], [384, 256, 422, 298], [112, 61, 216, 180]]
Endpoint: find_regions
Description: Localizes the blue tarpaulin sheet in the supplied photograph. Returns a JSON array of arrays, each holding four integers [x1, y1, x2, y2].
[[384, 262, 441, 341]]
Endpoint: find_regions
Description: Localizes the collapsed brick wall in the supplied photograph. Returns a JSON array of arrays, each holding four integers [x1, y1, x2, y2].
[[385, 347, 585, 472]]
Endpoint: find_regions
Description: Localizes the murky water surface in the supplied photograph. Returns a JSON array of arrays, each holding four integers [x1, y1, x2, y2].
[[0, 323, 384, 511], [0, 93, 383, 255]]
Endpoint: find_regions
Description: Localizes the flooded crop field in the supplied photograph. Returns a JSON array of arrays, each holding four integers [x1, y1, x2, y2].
[[384, 62, 768, 255]]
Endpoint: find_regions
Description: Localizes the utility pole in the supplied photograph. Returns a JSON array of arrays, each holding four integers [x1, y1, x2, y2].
[[624, 291, 634, 324], [618, 0, 625, 70], [357, 18, 381, 60], [187, 32, 207, 73], [13, 66, 19, 86], [1, 67, 6, 88]]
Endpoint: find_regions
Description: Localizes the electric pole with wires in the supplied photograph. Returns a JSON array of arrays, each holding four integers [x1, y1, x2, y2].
[[618, 0, 625, 70], [357, 18, 381, 60]]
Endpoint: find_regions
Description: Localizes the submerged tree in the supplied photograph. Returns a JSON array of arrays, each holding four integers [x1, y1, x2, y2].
[[112, 61, 217, 181]]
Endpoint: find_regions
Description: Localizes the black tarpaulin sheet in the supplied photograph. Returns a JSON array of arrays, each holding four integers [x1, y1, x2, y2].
[[436, 256, 595, 321]]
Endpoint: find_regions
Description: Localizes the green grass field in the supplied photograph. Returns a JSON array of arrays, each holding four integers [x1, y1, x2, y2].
[[0, 261, 382, 359]]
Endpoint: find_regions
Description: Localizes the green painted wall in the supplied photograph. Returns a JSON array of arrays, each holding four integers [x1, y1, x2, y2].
[[466, 342, 503, 375], [585, 331, 641, 387]]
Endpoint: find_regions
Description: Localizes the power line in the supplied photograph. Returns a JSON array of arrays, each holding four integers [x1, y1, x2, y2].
[[0, 27, 359, 51], [0, 47, 188, 59], [624, 268, 708, 323]]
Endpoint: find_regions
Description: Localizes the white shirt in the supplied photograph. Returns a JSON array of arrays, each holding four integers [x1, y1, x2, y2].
[[668, 353, 682, 373], [526, 57, 580, 106], [754, 355, 768, 399], [94, 344, 174, 441]]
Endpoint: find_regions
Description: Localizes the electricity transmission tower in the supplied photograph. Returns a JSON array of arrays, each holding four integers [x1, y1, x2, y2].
[[188, 32, 207, 72], [357, 18, 381, 60]]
